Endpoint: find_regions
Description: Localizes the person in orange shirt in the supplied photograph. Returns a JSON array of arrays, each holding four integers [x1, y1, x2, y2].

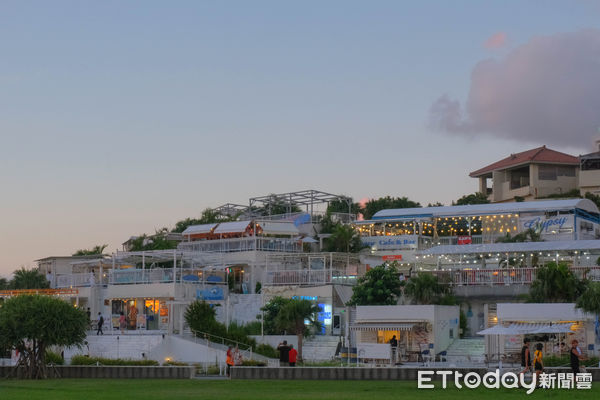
[[226, 346, 234, 377], [288, 344, 298, 367]]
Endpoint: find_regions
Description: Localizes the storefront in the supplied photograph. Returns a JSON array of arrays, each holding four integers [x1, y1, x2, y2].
[[110, 298, 170, 331], [488, 303, 597, 359]]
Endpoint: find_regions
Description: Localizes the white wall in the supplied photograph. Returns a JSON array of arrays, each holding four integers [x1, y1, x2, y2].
[[497, 303, 593, 322], [106, 283, 176, 299], [433, 306, 460, 354], [355, 305, 435, 322], [148, 336, 225, 364]]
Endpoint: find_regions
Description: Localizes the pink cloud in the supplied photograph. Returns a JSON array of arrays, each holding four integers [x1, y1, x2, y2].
[[484, 32, 507, 49], [430, 29, 600, 148]]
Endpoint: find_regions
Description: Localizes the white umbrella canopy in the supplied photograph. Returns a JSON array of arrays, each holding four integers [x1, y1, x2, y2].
[[530, 324, 574, 334], [477, 325, 522, 335]]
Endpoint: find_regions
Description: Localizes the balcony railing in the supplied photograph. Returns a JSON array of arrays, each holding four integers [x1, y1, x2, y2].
[[264, 269, 357, 286], [178, 237, 302, 253], [55, 273, 96, 288], [425, 266, 600, 286], [54, 268, 227, 287]]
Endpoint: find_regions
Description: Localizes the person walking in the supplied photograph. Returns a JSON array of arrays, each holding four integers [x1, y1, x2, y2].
[[119, 311, 126, 334], [533, 343, 544, 381], [288, 345, 298, 367], [520, 339, 531, 375], [96, 312, 104, 335], [570, 340, 585, 374]]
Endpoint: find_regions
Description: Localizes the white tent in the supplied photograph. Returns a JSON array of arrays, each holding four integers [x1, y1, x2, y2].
[[529, 324, 574, 334], [477, 325, 521, 335]]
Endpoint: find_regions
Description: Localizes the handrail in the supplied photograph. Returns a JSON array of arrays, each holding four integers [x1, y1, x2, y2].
[[188, 330, 254, 355]]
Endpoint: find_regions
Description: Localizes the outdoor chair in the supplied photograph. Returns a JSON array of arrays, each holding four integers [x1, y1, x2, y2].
[[436, 351, 447, 363]]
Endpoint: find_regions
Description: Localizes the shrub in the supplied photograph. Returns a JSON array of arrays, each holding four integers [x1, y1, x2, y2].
[[241, 360, 266, 366], [45, 351, 64, 365], [70, 355, 159, 366], [543, 355, 599, 367], [254, 343, 278, 358], [163, 360, 189, 366]]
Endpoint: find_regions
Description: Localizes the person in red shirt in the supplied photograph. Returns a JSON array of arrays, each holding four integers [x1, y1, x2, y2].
[[288, 344, 298, 367]]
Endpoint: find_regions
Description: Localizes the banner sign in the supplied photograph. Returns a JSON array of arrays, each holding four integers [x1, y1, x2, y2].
[[196, 287, 224, 301], [457, 236, 472, 245], [520, 215, 573, 234], [361, 235, 418, 250]]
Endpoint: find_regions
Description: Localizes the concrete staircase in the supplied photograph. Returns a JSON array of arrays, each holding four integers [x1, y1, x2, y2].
[[445, 338, 485, 364], [301, 336, 340, 362], [64, 334, 165, 362]]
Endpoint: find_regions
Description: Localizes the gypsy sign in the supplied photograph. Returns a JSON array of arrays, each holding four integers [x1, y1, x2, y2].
[[521, 215, 572, 234]]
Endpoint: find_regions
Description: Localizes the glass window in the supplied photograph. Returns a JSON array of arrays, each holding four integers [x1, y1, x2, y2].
[[538, 165, 557, 180]]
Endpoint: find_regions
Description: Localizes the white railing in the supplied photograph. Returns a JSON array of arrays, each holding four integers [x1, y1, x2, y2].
[[55, 268, 228, 287], [178, 237, 302, 253], [264, 269, 357, 286], [427, 266, 600, 286], [55, 273, 94, 288]]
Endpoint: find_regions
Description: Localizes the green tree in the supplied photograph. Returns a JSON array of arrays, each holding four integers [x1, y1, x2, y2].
[[427, 202, 444, 207], [325, 224, 364, 253], [348, 263, 403, 305], [326, 198, 360, 215], [10, 268, 50, 290], [528, 262, 588, 303], [496, 228, 543, 243], [172, 208, 236, 233], [0, 277, 8, 290], [361, 196, 421, 220], [129, 229, 178, 251], [273, 298, 322, 361], [403, 273, 450, 305], [260, 296, 290, 335], [453, 192, 490, 205], [0, 295, 87, 379], [576, 282, 600, 315], [72, 244, 107, 256], [184, 300, 225, 337]]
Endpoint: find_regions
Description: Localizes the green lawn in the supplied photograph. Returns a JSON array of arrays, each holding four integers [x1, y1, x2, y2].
[[0, 379, 597, 400]]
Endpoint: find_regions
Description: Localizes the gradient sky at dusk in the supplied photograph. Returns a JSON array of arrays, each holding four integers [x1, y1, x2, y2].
[[2, 1, 599, 275]]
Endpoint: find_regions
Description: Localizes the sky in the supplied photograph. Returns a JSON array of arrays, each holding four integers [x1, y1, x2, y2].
[[1, 1, 600, 276]]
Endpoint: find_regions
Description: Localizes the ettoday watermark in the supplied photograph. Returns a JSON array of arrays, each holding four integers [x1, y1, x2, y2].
[[418, 370, 593, 394]]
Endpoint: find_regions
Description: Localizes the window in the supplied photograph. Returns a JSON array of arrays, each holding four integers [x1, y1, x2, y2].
[[557, 166, 576, 177], [510, 166, 529, 189], [538, 165, 557, 180]]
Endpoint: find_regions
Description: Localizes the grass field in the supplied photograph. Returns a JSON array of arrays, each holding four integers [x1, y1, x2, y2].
[[0, 379, 598, 400]]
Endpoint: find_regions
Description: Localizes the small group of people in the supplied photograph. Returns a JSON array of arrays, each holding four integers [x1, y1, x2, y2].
[[226, 346, 244, 376], [277, 340, 298, 367], [521, 338, 587, 379]]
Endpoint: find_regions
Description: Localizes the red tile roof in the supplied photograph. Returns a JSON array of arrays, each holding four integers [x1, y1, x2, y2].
[[469, 146, 579, 177]]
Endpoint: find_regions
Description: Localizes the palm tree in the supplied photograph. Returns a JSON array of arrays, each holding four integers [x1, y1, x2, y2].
[[72, 244, 108, 256], [274, 299, 322, 361], [10, 268, 50, 290], [576, 282, 600, 315], [403, 273, 448, 304], [528, 262, 587, 302], [326, 224, 364, 253]]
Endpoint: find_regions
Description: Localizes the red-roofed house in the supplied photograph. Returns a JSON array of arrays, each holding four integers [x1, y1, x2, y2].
[[470, 146, 580, 202]]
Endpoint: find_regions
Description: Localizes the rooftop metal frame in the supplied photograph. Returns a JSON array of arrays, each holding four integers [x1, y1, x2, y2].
[[248, 189, 353, 216]]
